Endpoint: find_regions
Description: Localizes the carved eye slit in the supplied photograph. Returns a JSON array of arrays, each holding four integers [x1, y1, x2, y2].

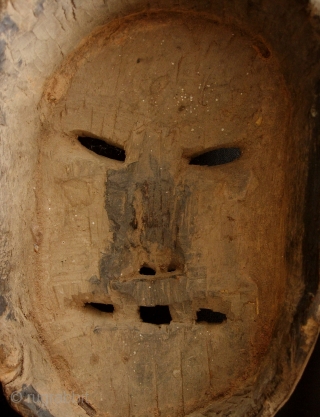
[[78, 135, 126, 161], [189, 147, 241, 167], [85, 302, 115, 313]]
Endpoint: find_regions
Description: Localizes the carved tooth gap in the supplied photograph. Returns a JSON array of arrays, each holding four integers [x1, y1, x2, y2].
[[196, 308, 227, 324], [139, 305, 172, 325], [139, 265, 156, 276], [85, 303, 114, 313], [78, 135, 126, 161]]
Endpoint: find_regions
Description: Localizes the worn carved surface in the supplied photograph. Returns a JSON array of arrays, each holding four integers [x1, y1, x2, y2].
[[0, 1, 320, 417]]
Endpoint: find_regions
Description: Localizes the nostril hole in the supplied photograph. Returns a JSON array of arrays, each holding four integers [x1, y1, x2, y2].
[[85, 303, 114, 313], [196, 308, 227, 324], [139, 266, 156, 276], [139, 305, 172, 325]]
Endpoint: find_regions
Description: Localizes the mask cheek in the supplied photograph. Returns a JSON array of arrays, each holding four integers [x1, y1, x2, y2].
[[61, 179, 94, 207], [222, 169, 258, 201]]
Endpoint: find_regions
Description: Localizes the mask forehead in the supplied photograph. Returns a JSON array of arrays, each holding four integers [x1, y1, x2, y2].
[[35, 14, 290, 416]]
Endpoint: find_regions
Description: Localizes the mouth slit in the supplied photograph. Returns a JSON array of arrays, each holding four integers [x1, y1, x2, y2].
[[139, 305, 172, 325], [85, 303, 114, 313], [196, 308, 227, 324]]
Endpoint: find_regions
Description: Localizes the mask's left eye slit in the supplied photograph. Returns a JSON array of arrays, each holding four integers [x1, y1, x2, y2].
[[189, 147, 241, 167], [78, 135, 126, 161]]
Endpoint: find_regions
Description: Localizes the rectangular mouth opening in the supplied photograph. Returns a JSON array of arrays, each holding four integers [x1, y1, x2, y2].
[[139, 305, 172, 325], [196, 308, 227, 324]]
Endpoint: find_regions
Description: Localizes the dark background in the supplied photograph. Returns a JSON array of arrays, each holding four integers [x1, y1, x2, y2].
[[1, 336, 320, 416]]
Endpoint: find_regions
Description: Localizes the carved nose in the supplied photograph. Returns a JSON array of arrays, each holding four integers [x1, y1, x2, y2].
[[138, 179, 173, 247], [101, 163, 187, 288], [130, 178, 185, 276]]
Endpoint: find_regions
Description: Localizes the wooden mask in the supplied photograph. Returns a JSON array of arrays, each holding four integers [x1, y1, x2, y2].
[[0, 3, 319, 417]]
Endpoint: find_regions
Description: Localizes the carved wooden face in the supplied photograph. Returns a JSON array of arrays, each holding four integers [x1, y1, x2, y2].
[[35, 14, 290, 416]]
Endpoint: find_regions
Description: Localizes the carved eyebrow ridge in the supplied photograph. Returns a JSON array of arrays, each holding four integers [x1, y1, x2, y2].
[[78, 135, 126, 161], [189, 147, 241, 166]]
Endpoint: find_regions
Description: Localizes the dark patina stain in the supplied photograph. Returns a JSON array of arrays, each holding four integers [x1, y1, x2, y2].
[[99, 156, 191, 292], [15, 385, 55, 417], [0, 294, 7, 316], [33, 0, 46, 17], [0, 39, 6, 72], [0, 15, 18, 35]]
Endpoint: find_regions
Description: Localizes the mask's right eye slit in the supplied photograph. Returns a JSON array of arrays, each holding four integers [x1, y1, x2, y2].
[[85, 302, 115, 313], [78, 135, 126, 161], [189, 147, 241, 167]]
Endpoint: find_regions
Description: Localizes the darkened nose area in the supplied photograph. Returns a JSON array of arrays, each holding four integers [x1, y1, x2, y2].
[[139, 177, 175, 247], [100, 157, 190, 287]]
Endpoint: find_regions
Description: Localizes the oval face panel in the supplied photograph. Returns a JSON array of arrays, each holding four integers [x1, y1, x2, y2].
[[34, 12, 290, 416]]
